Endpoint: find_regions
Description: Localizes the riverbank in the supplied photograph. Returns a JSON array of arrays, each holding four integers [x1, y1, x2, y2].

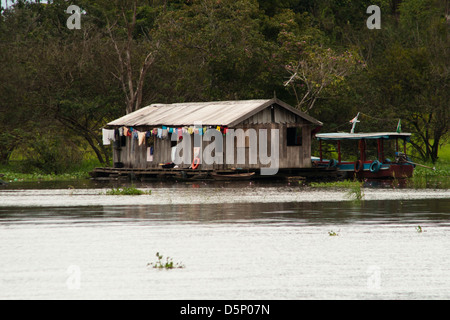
[[0, 160, 96, 183]]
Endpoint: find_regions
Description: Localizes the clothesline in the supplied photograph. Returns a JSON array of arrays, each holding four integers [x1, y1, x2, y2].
[[359, 112, 400, 123], [102, 125, 229, 146]]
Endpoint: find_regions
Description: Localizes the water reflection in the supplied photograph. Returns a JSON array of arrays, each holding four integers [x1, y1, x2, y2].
[[0, 197, 449, 299], [1, 199, 449, 227]]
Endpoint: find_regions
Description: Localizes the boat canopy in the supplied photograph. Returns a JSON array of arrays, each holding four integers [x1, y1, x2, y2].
[[316, 132, 411, 141]]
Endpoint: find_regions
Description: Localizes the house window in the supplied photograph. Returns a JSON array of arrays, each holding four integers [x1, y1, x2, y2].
[[287, 127, 302, 146]]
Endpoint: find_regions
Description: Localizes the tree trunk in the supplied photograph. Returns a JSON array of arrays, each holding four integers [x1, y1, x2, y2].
[[108, 2, 157, 115]]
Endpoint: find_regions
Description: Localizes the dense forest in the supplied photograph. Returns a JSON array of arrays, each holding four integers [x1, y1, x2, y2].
[[0, 0, 448, 174]]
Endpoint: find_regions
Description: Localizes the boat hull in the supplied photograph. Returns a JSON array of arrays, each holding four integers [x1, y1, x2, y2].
[[314, 160, 414, 179], [356, 163, 414, 179]]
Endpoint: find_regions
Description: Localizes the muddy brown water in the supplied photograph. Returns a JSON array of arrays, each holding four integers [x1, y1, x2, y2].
[[0, 180, 449, 299]]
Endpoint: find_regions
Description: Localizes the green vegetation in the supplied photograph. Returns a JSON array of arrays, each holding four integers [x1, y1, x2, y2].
[[1, 171, 89, 182], [407, 158, 450, 188], [148, 252, 185, 270], [0, 0, 448, 173], [328, 230, 340, 237], [409, 144, 450, 177], [309, 180, 362, 188], [346, 182, 365, 203], [0, 159, 98, 182], [105, 187, 151, 195], [310, 179, 365, 202]]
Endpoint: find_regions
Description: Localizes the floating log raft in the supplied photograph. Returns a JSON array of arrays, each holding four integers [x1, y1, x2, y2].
[[89, 166, 338, 182]]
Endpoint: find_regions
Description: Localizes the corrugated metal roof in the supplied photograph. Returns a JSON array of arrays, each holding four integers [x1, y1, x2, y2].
[[106, 98, 322, 128]]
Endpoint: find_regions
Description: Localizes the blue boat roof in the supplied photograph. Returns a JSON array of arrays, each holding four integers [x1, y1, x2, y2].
[[316, 132, 411, 141]]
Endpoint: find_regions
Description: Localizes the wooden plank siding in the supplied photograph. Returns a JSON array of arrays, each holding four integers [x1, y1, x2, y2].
[[113, 122, 313, 170]]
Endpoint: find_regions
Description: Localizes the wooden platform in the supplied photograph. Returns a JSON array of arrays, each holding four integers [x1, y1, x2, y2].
[[89, 166, 338, 181]]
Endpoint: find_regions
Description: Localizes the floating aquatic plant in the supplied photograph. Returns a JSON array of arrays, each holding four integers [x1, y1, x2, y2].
[[416, 225, 424, 233], [346, 182, 365, 203], [148, 252, 185, 269], [309, 180, 361, 188], [105, 187, 151, 195]]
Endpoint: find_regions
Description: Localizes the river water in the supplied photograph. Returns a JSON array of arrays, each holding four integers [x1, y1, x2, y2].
[[0, 180, 449, 300]]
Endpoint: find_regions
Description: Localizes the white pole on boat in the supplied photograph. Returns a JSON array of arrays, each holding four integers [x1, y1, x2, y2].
[[350, 113, 360, 133]]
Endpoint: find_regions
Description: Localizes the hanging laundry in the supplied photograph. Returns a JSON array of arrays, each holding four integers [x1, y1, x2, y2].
[[147, 147, 153, 162], [113, 129, 121, 148], [162, 129, 168, 139], [123, 127, 129, 137], [138, 132, 146, 146], [157, 128, 162, 138], [102, 128, 115, 145]]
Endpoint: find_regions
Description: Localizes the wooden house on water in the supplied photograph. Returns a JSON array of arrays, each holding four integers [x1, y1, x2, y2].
[[94, 98, 324, 180]]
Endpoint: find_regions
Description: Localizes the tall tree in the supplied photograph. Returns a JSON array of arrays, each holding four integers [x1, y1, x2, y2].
[[283, 44, 364, 112], [82, 0, 160, 114], [153, 0, 272, 101], [360, 0, 449, 162]]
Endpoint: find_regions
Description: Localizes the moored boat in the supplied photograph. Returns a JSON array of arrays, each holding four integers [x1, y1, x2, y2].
[[312, 132, 415, 179]]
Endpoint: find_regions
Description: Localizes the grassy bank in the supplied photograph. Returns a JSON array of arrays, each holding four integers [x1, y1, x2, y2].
[[408, 159, 450, 189], [409, 143, 450, 178], [412, 161, 450, 178], [0, 160, 100, 182]]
